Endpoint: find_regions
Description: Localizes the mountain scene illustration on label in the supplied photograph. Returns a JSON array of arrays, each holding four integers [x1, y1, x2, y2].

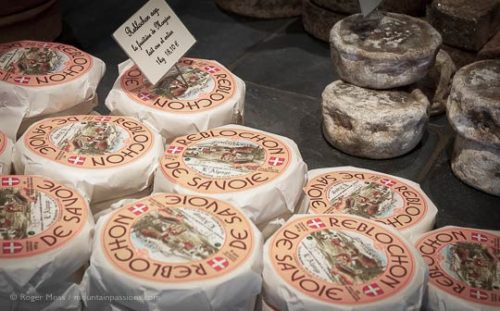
[[269, 215, 415, 304], [102, 194, 254, 282], [121, 58, 235, 113], [0, 176, 88, 258], [160, 128, 291, 193], [0, 41, 93, 86], [304, 171, 428, 230], [24, 115, 153, 169], [417, 227, 499, 306]]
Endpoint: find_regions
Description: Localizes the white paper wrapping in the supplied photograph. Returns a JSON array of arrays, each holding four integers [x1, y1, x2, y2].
[[299, 166, 438, 241], [0, 175, 94, 310], [153, 124, 308, 227], [415, 227, 500, 311], [13, 115, 164, 203], [90, 187, 153, 220], [81, 193, 263, 311], [105, 58, 245, 143], [0, 41, 105, 140], [0, 131, 13, 174], [263, 214, 428, 311]]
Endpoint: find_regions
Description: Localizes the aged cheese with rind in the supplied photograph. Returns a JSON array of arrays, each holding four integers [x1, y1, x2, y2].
[[154, 124, 308, 226], [215, 0, 301, 19], [301, 167, 438, 241], [303, 0, 346, 42], [106, 58, 245, 142], [0, 131, 13, 174], [312, 0, 427, 16]]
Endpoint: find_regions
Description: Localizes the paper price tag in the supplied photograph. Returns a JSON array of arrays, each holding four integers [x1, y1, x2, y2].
[[113, 0, 196, 85]]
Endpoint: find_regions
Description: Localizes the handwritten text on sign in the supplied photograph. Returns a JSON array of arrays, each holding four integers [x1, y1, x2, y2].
[[113, 0, 196, 85]]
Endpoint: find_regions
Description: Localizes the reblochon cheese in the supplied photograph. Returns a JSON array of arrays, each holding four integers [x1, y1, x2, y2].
[[0, 175, 93, 308], [0, 131, 13, 174], [416, 226, 500, 311], [263, 214, 428, 311], [300, 167, 438, 241], [13, 115, 163, 203], [105, 58, 245, 142], [0, 40, 105, 139], [82, 193, 263, 311], [154, 124, 308, 226]]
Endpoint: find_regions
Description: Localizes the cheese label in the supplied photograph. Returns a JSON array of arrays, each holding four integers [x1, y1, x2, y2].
[[0, 131, 6, 155], [0, 176, 88, 258], [121, 58, 236, 113], [24, 115, 154, 169], [270, 215, 415, 304], [160, 128, 291, 193], [416, 227, 500, 306], [0, 41, 93, 87], [102, 193, 254, 282], [304, 171, 428, 231]]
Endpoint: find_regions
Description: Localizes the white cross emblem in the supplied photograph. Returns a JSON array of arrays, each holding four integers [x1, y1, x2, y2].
[[306, 218, 325, 229], [470, 289, 488, 300], [128, 203, 148, 215], [1, 177, 20, 187], [204, 66, 219, 73], [471, 232, 488, 242], [68, 155, 86, 165], [14, 76, 30, 84], [268, 157, 285, 166], [2, 242, 22, 254], [138, 92, 152, 101], [208, 256, 229, 271], [166, 145, 184, 154], [380, 178, 396, 187], [363, 283, 384, 297]]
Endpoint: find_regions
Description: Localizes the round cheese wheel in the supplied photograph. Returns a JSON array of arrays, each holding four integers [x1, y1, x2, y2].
[[322, 80, 429, 159], [415, 226, 500, 311], [447, 60, 500, 147], [263, 214, 427, 311], [83, 193, 262, 311], [0, 131, 13, 174], [215, 0, 301, 19], [14, 115, 163, 203], [106, 58, 245, 142], [300, 167, 438, 241], [303, 0, 346, 42], [0, 175, 94, 294], [330, 12, 441, 89], [0, 40, 105, 139], [154, 124, 308, 226]]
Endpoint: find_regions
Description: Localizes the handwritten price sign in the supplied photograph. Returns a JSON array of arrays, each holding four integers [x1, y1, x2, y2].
[[113, 0, 196, 85]]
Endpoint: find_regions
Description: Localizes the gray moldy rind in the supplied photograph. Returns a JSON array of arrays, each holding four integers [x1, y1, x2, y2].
[[303, 0, 346, 42], [322, 80, 429, 159], [313, 0, 427, 16], [330, 12, 442, 89], [447, 60, 500, 147], [451, 135, 500, 197], [215, 0, 301, 19]]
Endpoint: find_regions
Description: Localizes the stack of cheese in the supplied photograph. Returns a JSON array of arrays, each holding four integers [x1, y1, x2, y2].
[[300, 166, 438, 241], [106, 57, 245, 142], [153, 124, 308, 233], [0, 130, 13, 174], [0, 175, 94, 311], [0, 40, 105, 139], [13, 115, 163, 210], [82, 193, 263, 311], [214, 0, 301, 19], [447, 60, 500, 196]]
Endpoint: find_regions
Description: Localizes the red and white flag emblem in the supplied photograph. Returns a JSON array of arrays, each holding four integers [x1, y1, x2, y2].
[[471, 232, 488, 242], [470, 289, 488, 300], [363, 283, 384, 297], [128, 203, 149, 215], [204, 66, 219, 73], [14, 76, 30, 84], [380, 178, 396, 187], [1, 177, 20, 187], [207, 256, 229, 271], [2, 241, 23, 254], [138, 92, 152, 101], [166, 145, 184, 155], [68, 155, 86, 166], [268, 157, 285, 166], [306, 218, 326, 229]]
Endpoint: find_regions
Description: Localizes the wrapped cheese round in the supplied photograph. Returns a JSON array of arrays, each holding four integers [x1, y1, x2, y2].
[[106, 58, 245, 142], [415, 226, 500, 311], [82, 193, 263, 311], [0, 175, 93, 299], [0, 131, 13, 174], [0, 40, 105, 139], [300, 167, 438, 241], [330, 12, 441, 89], [263, 214, 428, 311], [154, 124, 308, 226], [14, 115, 163, 203]]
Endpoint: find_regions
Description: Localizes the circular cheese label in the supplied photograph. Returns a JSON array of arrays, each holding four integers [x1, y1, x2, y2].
[[0, 176, 88, 258], [102, 193, 255, 282], [120, 58, 236, 113], [23, 115, 154, 169], [160, 128, 291, 193], [269, 215, 415, 304], [304, 171, 428, 231], [0, 41, 93, 87], [416, 228, 500, 307]]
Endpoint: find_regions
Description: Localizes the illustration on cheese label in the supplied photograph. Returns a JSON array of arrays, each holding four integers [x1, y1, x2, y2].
[[121, 58, 236, 113], [270, 215, 415, 304], [102, 194, 254, 282], [24, 115, 153, 169], [160, 128, 291, 193], [417, 228, 499, 306], [304, 171, 428, 230], [0, 41, 93, 87], [0, 176, 88, 258]]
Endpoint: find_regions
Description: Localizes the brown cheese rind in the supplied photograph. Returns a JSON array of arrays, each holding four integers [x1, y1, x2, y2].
[[215, 0, 301, 19], [303, 0, 346, 42]]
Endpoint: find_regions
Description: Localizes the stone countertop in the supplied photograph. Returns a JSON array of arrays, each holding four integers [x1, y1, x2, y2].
[[59, 0, 499, 230]]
